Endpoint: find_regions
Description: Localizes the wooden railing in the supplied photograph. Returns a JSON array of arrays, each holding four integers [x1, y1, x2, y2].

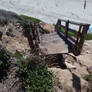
[[55, 19, 90, 55]]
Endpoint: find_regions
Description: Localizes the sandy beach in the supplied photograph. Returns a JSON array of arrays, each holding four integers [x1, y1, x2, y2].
[[0, 0, 92, 24]]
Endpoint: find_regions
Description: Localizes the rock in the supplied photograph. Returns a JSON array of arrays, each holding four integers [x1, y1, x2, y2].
[[0, 83, 8, 92], [49, 68, 89, 92], [6, 23, 18, 36], [65, 62, 76, 69], [6, 32, 15, 37], [87, 66, 92, 74], [77, 55, 92, 67], [40, 22, 55, 33], [1, 35, 9, 44], [53, 86, 62, 92]]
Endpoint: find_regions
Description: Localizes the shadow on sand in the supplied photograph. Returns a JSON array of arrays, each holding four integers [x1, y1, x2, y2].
[[72, 73, 81, 92]]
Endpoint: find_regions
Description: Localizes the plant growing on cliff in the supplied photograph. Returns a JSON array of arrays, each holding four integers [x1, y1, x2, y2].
[[0, 45, 11, 80], [15, 51, 53, 92]]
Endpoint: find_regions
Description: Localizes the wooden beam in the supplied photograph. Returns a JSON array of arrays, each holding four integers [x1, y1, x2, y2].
[[75, 25, 82, 46], [65, 20, 69, 39], [76, 24, 90, 54], [55, 19, 61, 32], [60, 19, 89, 26]]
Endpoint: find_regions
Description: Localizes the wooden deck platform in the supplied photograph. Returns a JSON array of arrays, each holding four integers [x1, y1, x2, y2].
[[39, 32, 68, 55], [23, 19, 89, 56]]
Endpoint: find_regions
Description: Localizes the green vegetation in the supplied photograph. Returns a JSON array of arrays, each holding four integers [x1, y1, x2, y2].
[[61, 27, 92, 40], [0, 45, 11, 80], [53, 24, 55, 26], [0, 45, 11, 70], [84, 74, 92, 84], [15, 50, 53, 92], [61, 27, 76, 37], [0, 19, 8, 26], [20, 14, 41, 23], [85, 34, 92, 40], [54, 24, 92, 40], [84, 74, 92, 92]]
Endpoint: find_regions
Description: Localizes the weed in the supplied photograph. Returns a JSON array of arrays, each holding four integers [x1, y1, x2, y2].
[[0, 45, 11, 80], [20, 15, 41, 23], [84, 74, 92, 92]]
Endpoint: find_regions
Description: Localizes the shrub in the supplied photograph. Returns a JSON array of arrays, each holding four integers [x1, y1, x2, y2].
[[0, 45, 11, 80], [15, 50, 53, 92], [84, 74, 92, 92], [20, 15, 41, 23], [84, 74, 92, 84], [0, 19, 8, 26]]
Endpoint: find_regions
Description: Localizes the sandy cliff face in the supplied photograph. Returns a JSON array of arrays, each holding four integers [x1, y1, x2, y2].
[[0, 0, 92, 24]]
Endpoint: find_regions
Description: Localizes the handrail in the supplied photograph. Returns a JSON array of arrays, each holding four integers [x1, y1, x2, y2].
[[60, 19, 90, 26], [55, 19, 90, 55]]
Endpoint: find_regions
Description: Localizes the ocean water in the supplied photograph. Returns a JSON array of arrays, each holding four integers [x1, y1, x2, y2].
[[88, 25, 92, 34], [0, 0, 92, 25]]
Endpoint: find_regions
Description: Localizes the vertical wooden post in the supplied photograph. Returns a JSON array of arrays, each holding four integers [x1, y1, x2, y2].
[[32, 23, 40, 55], [31, 26, 35, 40], [77, 24, 90, 54], [75, 25, 82, 46], [65, 20, 69, 39], [36, 24, 40, 43], [55, 19, 61, 33], [75, 25, 82, 55], [23, 22, 35, 50]]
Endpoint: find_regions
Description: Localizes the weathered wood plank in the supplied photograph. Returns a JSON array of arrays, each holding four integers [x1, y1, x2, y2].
[[39, 32, 68, 55]]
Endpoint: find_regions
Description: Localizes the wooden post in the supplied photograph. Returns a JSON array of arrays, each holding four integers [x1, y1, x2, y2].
[[32, 23, 40, 55], [36, 24, 40, 43], [75, 25, 82, 46], [65, 20, 69, 39], [23, 22, 35, 50], [76, 24, 90, 54], [55, 19, 61, 33], [74, 25, 82, 55]]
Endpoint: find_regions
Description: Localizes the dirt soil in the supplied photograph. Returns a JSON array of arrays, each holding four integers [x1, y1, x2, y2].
[[0, 23, 92, 92], [0, 23, 30, 54], [0, 23, 30, 92], [49, 40, 92, 92]]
